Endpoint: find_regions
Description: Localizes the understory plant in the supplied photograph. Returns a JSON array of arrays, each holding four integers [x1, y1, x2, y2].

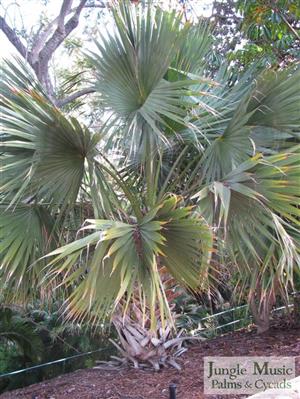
[[1, 1, 300, 369], [0, 303, 113, 391]]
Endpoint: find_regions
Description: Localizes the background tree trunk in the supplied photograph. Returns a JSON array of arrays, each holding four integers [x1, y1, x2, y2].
[[0, 0, 97, 106], [249, 291, 275, 334]]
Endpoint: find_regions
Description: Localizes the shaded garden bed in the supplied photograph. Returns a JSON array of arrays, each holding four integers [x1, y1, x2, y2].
[[1, 323, 299, 399]]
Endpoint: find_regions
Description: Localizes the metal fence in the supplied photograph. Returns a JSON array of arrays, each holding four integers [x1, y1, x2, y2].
[[0, 348, 108, 379], [0, 347, 111, 393], [192, 302, 294, 337]]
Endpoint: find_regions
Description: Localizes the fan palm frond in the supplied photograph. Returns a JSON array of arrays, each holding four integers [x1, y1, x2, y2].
[[0, 205, 58, 302], [188, 66, 300, 183], [88, 1, 213, 156], [43, 195, 212, 326], [193, 146, 300, 307], [0, 61, 101, 209]]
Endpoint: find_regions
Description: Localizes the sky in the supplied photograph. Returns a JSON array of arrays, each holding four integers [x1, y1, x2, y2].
[[0, 0, 214, 60]]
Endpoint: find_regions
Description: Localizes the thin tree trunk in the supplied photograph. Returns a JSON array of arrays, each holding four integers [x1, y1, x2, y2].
[[249, 293, 274, 334]]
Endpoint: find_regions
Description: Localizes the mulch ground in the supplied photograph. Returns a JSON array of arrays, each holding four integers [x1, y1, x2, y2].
[[1, 323, 299, 399]]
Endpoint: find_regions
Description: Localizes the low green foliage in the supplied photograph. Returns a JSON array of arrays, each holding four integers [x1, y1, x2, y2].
[[0, 304, 114, 392]]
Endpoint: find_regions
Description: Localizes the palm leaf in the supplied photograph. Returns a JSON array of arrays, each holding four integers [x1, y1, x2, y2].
[[88, 2, 212, 155], [43, 196, 212, 327], [193, 147, 300, 306], [0, 60, 101, 209], [0, 205, 58, 302], [191, 66, 300, 183]]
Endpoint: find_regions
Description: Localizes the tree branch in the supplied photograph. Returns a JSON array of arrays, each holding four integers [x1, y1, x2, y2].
[[56, 87, 95, 107], [30, 19, 57, 64], [30, 0, 106, 63], [1, 0, 100, 104], [38, 0, 88, 67], [0, 15, 27, 59], [30, 5, 79, 64], [57, 0, 73, 33]]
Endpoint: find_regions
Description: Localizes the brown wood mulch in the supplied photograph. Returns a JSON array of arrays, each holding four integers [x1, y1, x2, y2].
[[1, 324, 299, 399]]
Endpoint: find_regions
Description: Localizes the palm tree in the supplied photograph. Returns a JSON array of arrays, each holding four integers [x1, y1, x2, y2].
[[1, 1, 299, 367]]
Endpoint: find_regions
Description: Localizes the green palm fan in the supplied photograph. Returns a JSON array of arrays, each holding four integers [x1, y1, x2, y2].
[[43, 195, 212, 328]]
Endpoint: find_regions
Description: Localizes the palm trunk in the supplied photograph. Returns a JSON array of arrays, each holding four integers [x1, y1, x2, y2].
[[249, 291, 275, 334]]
